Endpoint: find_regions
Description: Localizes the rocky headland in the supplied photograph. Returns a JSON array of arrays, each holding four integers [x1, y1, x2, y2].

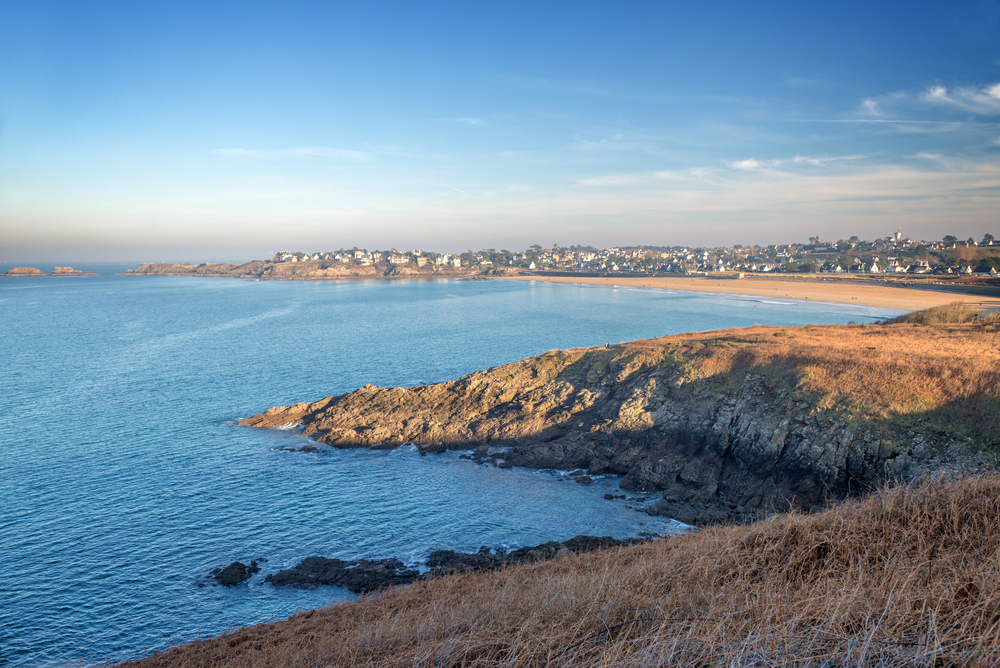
[[122, 260, 487, 280], [242, 310, 1000, 526]]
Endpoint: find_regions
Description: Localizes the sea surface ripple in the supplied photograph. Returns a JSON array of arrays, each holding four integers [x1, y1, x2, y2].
[[0, 275, 899, 666]]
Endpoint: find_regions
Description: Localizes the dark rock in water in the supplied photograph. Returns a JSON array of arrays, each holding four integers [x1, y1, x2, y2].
[[604, 493, 616, 500], [575, 475, 594, 485], [265, 556, 420, 593], [266, 535, 643, 592], [423, 534, 636, 577], [212, 560, 260, 586], [497, 460, 513, 469]]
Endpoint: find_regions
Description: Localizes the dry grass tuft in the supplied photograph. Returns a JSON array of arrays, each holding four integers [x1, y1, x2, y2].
[[884, 302, 982, 325], [637, 318, 1000, 447], [119, 475, 1000, 667]]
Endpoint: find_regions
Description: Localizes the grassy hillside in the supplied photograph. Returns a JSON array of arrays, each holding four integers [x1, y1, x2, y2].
[[119, 474, 1000, 667]]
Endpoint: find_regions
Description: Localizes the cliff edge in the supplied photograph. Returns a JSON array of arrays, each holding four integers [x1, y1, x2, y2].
[[242, 316, 1000, 525]]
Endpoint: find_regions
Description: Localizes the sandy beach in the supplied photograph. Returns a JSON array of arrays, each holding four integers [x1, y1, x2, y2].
[[499, 273, 1000, 312]]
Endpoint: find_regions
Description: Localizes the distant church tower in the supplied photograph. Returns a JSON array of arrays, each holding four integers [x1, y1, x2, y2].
[[894, 228, 902, 242]]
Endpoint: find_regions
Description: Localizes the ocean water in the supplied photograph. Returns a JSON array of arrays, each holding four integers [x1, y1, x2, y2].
[[0, 275, 900, 667]]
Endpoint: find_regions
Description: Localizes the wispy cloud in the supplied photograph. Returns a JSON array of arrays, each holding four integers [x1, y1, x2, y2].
[[923, 84, 1000, 115], [211, 147, 372, 160], [723, 155, 869, 172], [578, 174, 641, 186], [451, 117, 484, 126], [441, 183, 471, 196], [728, 158, 762, 170], [855, 83, 1000, 120]]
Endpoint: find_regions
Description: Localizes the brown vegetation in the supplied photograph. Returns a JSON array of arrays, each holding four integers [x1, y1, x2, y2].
[[118, 474, 1000, 667], [246, 313, 1000, 465]]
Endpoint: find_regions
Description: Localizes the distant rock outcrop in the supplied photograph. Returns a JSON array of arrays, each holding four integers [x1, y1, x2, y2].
[[243, 322, 1000, 525], [2, 266, 46, 276], [50, 266, 97, 276]]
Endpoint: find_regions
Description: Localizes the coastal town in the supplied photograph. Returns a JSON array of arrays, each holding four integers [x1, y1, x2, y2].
[[268, 229, 1000, 277]]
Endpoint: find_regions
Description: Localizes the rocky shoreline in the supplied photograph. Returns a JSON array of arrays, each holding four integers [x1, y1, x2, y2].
[[121, 260, 494, 281], [210, 534, 649, 593], [241, 320, 999, 527]]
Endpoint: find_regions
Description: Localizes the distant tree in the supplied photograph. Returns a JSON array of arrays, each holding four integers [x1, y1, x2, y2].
[[943, 235, 958, 243], [803, 261, 819, 273], [849, 236, 860, 243], [529, 244, 542, 254], [972, 256, 1000, 272], [984, 234, 996, 246]]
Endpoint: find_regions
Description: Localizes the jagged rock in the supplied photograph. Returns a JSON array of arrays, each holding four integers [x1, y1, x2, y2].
[[265, 557, 419, 593], [242, 326, 999, 525], [267, 535, 644, 592], [212, 560, 260, 585]]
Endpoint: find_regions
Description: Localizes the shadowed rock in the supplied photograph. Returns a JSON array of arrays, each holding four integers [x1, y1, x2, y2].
[[241, 325, 999, 525], [212, 560, 260, 586]]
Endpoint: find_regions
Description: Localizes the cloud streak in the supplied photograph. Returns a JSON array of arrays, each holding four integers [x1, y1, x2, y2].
[[211, 147, 372, 160], [923, 84, 1000, 115]]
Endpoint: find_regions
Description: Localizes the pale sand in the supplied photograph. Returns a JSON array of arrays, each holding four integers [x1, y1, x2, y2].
[[498, 274, 1000, 312]]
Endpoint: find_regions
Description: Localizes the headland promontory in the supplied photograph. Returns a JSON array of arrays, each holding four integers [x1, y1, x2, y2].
[[242, 305, 999, 526]]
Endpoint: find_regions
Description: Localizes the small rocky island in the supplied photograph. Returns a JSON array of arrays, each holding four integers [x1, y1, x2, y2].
[[243, 311, 999, 526], [1, 266, 97, 276], [2, 266, 47, 276], [50, 266, 97, 276]]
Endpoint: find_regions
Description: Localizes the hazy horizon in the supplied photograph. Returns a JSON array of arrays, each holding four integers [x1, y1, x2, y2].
[[2, 1, 999, 262]]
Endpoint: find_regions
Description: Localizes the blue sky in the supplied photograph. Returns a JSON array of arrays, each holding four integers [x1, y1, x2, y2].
[[1, 0, 998, 261]]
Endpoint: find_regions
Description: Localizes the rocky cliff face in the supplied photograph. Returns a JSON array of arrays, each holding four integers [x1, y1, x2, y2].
[[242, 323, 1000, 525]]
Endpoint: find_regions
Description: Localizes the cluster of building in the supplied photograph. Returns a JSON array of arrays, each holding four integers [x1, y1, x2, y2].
[[273, 249, 466, 268], [270, 230, 999, 277]]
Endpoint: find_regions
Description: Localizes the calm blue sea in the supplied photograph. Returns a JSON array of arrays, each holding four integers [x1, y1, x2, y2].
[[0, 275, 900, 667]]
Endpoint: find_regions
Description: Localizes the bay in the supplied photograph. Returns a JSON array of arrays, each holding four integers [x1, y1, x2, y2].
[[0, 275, 898, 666]]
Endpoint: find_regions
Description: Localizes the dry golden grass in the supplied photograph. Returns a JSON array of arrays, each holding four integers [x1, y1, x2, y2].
[[616, 312, 1000, 446], [119, 474, 1000, 667]]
